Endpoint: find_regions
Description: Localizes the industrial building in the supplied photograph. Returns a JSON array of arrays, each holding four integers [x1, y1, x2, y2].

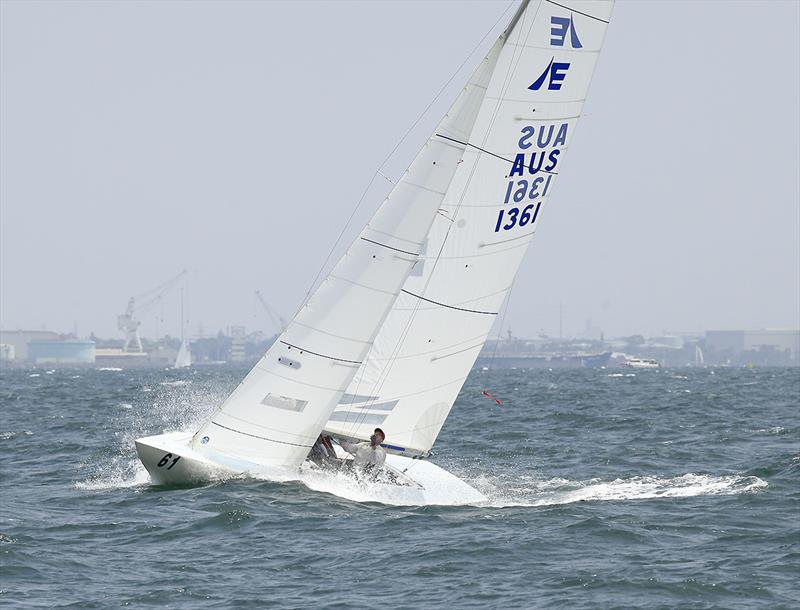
[[705, 330, 800, 365], [27, 340, 96, 364], [0, 330, 60, 361]]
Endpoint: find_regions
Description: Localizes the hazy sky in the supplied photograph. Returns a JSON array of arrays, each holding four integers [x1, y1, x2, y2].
[[2, 0, 798, 341]]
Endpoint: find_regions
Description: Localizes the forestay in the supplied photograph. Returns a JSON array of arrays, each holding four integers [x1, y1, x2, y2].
[[189, 32, 508, 469], [325, 0, 613, 456]]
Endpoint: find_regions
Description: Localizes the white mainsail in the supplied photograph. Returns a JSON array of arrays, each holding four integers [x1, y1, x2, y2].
[[188, 29, 511, 470], [325, 0, 613, 455], [174, 339, 191, 369]]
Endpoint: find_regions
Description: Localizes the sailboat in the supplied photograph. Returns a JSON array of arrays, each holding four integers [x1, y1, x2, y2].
[[174, 339, 191, 369], [173, 288, 191, 369], [136, 0, 613, 504]]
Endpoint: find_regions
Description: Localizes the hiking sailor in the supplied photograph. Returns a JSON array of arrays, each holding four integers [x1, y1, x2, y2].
[[340, 428, 386, 476]]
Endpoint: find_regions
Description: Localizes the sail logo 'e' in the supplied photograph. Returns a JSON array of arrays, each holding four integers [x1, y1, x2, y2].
[[550, 14, 582, 48], [528, 57, 570, 91]]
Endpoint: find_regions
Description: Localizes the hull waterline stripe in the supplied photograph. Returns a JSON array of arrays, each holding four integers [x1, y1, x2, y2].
[[401, 289, 498, 315], [360, 237, 420, 257], [279, 340, 363, 365], [210, 421, 313, 448], [545, 0, 610, 24]]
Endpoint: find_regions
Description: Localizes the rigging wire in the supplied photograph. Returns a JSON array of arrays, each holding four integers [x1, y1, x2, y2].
[[294, 0, 518, 317]]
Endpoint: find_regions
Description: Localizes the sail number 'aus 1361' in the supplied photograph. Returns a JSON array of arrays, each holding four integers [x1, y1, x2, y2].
[[495, 123, 567, 233]]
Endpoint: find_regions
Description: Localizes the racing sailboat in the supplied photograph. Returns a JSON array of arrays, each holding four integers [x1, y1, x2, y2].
[[136, 0, 613, 503]]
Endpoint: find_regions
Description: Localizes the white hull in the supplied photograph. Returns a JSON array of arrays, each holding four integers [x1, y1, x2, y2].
[[135, 432, 486, 506]]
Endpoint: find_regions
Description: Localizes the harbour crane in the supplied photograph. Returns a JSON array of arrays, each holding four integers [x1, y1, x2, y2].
[[118, 270, 188, 352], [254, 290, 286, 335]]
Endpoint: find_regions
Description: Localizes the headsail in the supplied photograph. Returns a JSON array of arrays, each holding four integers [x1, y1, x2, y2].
[[189, 32, 509, 469], [325, 0, 614, 455]]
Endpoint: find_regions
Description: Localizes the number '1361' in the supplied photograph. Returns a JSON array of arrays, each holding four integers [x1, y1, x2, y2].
[[494, 202, 541, 232]]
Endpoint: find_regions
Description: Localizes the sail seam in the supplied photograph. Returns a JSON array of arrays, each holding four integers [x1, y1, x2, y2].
[[480, 228, 538, 247], [401, 289, 498, 315], [430, 342, 485, 362], [363, 227, 424, 246], [279, 341, 363, 365], [404, 181, 448, 197], [505, 40, 602, 53], [210, 421, 313, 448], [359, 237, 420, 257], [252, 366, 347, 392], [513, 114, 580, 121], [287, 320, 373, 345], [485, 96, 587, 104], [356, 332, 491, 362], [545, 0, 610, 24], [327, 273, 398, 296]]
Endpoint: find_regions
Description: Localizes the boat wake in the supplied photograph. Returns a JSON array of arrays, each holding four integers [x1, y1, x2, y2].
[[473, 472, 768, 508], [75, 453, 768, 509]]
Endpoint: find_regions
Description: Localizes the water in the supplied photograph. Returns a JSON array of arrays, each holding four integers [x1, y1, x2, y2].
[[1, 366, 798, 608]]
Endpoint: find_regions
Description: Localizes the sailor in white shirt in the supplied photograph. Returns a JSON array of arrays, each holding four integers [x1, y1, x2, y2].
[[341, 428, 386, 475]]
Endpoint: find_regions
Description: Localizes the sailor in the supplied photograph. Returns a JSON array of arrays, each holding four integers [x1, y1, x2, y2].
[[307, 434, 338, 468], [341, 428, 386, 476]]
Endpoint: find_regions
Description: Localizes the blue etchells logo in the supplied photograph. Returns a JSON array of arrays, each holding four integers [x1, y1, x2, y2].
[[529, 57, 570, 91], [529, 15, 582, 91], [551, 14, 582, 48]]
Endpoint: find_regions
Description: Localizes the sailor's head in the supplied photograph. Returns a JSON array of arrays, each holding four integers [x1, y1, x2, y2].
[[370, 428, 385, 446]]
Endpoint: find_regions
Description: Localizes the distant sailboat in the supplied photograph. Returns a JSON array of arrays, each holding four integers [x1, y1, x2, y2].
[[173, 288, 191, 369], [136, 0, 614, 503], [174, 339, 191, 369], [695, 345, 705, 366]]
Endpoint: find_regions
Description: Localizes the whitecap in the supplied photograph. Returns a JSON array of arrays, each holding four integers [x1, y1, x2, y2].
[[752, 426, 786, 435]]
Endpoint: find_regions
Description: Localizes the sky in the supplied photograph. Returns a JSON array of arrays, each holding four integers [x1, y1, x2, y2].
[[2, 0, 798, 341]]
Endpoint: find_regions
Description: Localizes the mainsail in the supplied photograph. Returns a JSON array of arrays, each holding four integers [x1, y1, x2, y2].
[[325, 0, 613, 455], [189, 26, 510, 469]]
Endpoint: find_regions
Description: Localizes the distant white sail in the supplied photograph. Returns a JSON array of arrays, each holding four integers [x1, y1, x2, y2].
[[326, 0, 614, 455], [695, 345, 704, 366], [174, 339, 191, 369], [189, 33, 509, 469]]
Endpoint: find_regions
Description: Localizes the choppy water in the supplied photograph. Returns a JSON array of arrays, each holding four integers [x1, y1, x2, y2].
[[1, 365, 798, 608]]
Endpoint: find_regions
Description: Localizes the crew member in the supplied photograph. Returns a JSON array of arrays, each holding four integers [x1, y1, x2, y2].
[[341, 428, 386, 476]]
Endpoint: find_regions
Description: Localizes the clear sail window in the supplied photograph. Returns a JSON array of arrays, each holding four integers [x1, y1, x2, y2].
[[261, 393, 308, 413]]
